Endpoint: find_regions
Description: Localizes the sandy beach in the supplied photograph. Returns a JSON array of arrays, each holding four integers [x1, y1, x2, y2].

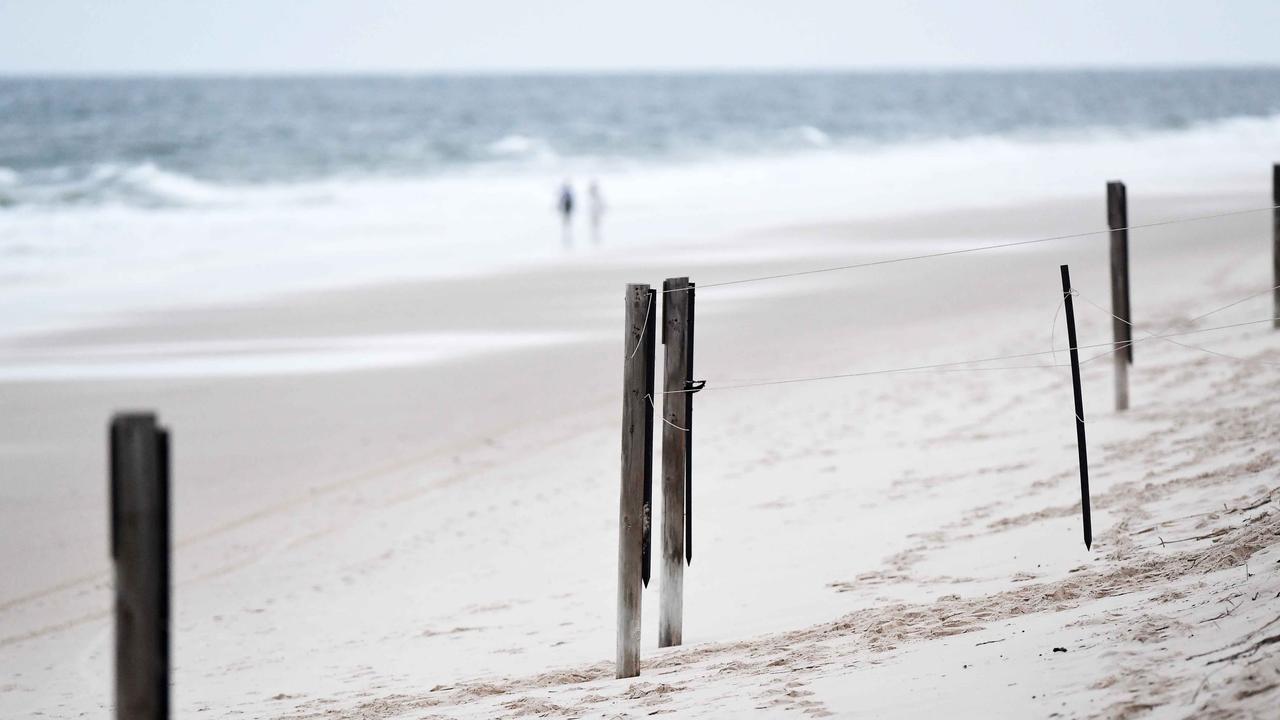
[[3, 182, 1279, 717]]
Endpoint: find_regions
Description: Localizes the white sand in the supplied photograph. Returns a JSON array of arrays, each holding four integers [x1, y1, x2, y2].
[[2, 190, 1279, 718]]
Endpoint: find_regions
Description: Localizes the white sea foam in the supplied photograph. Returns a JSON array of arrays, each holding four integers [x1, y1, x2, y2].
[[2, 161, 234, 208], [106, 162, 228, 205], [789, 125, 831, 146], [487, 134, 557, 160], [1, 112, 1278, 339]]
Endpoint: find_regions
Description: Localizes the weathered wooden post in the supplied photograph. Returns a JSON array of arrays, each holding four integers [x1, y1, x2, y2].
[[1107, 180, 1132, 411], [641, 289, 657, 588], [110, 412, 171, 720], [684, 282, 696, 565], [1060, 266, 1092, 550], [617, 284, 654, 678], [659, 277, 692, 647], [1272, 164, 1279, 329]]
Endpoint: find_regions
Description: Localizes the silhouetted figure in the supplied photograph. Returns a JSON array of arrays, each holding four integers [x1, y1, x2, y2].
[[588, 179, 606, 244], [558, 180, 575, 247]]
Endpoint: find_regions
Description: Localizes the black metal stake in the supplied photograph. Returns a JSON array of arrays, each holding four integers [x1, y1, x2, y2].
[[1060, 265, 1092, 550]]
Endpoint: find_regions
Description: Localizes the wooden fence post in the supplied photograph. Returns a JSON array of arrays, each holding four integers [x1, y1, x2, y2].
[[111, 412, 170, 720], [642, 289, 657, 589], [659, 277, 691, 647], [684, 282, 696, 565], [1272, 164, 1279, 329], [1060, 266, 1092, 550], [617, 284, 653, 678], [1107, 180, 1132, 411]]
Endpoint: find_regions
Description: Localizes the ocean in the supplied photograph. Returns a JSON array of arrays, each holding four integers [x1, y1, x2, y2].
[[3, 70, 1280, 335]]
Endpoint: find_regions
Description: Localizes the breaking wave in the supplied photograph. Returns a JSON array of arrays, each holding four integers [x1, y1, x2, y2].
[[1, 110, 1279, 212], [0, 162, 232, 209]]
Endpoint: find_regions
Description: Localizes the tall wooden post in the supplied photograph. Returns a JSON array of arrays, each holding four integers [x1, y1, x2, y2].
[[1060, 266, 1092, 550], [684, 283, 696, 565], [641, 289, 656, 588], [617, 284, 653, 678], [1107, 180, 1132, 411], [111, 412, 171, 720], [1272, 164, 1279, 329], [659, 277, 691, 647]]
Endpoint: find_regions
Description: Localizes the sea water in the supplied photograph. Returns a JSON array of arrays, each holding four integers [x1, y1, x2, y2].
[[3, 70, 1280, 336]]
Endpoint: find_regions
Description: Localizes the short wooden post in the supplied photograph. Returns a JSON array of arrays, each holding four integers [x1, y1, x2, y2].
[[1272, 164, 1279, 329], [1107, 180, 1132, 411], [1060, 266, 1092, 550], [659, 277, 691, 647], [617, 284, 653, 678], [110, 412, 170, 720]]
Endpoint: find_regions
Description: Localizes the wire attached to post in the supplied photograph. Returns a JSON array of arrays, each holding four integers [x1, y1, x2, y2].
[[627, 291, 655, 359], [1074, 287, 1280, 368], [663, 316, 1280, 395], [658, 205, 1280, 295]]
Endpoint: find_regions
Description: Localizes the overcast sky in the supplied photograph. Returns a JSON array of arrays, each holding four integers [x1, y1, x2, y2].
[[2, 0, 1278, 74]]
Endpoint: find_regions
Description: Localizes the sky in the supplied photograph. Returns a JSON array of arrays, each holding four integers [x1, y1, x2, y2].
[[1, 0, 1279, 74]]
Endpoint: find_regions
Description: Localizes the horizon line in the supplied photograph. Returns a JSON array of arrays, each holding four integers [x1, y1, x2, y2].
[[3, 62, 1280, 79]]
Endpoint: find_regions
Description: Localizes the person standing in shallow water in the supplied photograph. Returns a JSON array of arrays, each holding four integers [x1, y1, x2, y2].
[[588, 179, 606, 244], [558, 180, 575, 247]]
